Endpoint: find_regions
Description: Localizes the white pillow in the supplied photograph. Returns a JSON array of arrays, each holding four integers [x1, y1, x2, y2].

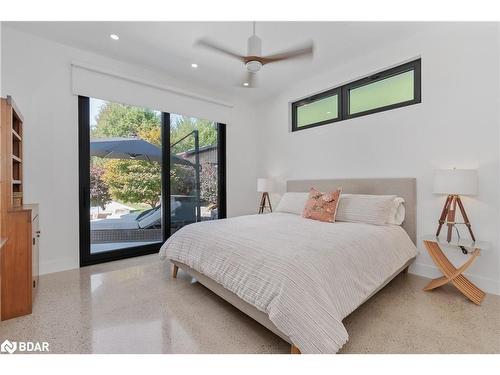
[[276, 192, 406, 225], [387, 197, 406, 225], [275, 192, 309, 215], [336, 194, 405, 225]]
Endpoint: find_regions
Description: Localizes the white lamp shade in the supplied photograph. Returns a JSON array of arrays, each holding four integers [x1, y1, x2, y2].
[[257, 178, 274, 193], [433, 169, 478, 195]]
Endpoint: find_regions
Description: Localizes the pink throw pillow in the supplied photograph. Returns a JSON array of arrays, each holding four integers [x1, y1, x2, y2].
[[302, 187, 342, 223]]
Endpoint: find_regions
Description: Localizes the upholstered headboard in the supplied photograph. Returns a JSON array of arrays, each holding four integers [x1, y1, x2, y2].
[[286, 178, 417, 244]]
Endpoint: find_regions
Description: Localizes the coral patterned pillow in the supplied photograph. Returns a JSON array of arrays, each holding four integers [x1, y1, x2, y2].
[[302, 187, 342, 223]]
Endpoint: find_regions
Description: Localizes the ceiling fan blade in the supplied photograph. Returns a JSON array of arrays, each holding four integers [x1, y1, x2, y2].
[[260, 42, 314, 65], [195, 38, 245, 62]]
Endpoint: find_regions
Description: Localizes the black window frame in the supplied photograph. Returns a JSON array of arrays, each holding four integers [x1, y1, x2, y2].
[[78, 96, 227, 267], [291, 87, 342, 131], [291, 59, 421, 132]]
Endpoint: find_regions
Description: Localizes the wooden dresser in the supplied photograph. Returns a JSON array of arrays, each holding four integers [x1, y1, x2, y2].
[[0, 96, 39, 321]]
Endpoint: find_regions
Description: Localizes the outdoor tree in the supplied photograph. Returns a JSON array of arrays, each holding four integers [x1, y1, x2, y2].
[[102, 159, 162, 208], [169, 115, 218, 200], [89, 164, 112, 210], [94, 103, 162, 208], [170, 116, 217, 153], [200, 162, 218, 205], [138, 126, 161, 147], [92, 102, 219, 209], [137, 126, 195, 196], [92, 102, 160, 138]]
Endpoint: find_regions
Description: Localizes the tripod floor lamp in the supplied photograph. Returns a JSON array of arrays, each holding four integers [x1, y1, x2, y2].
[[433, 169, 477, 243], [257, 178, 274, 214]]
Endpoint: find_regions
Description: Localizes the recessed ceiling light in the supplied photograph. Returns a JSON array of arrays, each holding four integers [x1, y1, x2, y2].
[[109, 34, 119, 40], [191, 63, 198, 68], [243, 82, 249, 87]]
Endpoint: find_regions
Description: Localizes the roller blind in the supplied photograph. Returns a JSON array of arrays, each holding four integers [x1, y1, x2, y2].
[[71, 62, 234, 124]]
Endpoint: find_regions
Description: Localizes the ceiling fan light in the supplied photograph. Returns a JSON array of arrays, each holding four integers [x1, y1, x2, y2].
[[246, 60, 262, 73], [109, 34, 119, 40], [243, 82, 249, 87], [191, 63, 198, 68]]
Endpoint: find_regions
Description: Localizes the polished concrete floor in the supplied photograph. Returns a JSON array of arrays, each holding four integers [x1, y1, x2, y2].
[[0, 254, 499, 354]]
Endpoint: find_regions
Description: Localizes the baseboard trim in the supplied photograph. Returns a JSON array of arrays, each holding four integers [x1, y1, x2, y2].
[[39, 258, 78, 276], [410, 262, 500, 296]]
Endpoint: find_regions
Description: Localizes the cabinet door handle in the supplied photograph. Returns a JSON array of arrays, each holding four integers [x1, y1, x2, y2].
[[33, 238, 36, 245]]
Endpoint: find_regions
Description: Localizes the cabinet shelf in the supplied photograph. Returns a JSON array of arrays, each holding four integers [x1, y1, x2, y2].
[[12, 129, 22, 141], [1, 95, 38, 321]]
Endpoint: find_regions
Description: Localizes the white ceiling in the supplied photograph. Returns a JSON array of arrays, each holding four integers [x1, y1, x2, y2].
[[6, 22, 426, 101]]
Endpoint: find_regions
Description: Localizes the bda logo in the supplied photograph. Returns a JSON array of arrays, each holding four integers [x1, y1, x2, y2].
[[0, 339, 49, 353], [1, 339, 17, 354]]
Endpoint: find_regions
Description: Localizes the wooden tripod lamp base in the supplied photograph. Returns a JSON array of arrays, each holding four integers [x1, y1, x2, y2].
[[257, 178, 274, 214], [436, 194, 475, 243], [258, 192, 272, 214], [434, 169, 478, 243]]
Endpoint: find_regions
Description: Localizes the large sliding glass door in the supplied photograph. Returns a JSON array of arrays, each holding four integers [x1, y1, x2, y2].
[[79, 97, 226, 266], [169, 114, 224, 235]]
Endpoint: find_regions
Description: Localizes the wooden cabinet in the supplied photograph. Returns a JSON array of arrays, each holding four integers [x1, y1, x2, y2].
[[0, 96, 39, 321], [32, 212, 40, 292]]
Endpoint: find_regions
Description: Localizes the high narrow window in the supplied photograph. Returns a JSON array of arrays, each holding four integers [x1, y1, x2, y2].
[[291, 59, 421, 131], [292, 88, 341, 131], [344, 60, 420, 119]]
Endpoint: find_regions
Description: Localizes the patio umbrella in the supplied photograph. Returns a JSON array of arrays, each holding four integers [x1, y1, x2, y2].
[[90, 137, 193, 166]]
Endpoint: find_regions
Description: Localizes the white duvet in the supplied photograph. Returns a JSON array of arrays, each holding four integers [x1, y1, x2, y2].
[[159, 213, 417, 353]]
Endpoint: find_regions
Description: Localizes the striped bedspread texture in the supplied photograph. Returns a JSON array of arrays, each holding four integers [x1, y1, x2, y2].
[[159, 212, 417, 353]]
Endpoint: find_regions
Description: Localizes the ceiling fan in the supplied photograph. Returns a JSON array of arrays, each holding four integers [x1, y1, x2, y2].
[[195, 22, 314, 88]]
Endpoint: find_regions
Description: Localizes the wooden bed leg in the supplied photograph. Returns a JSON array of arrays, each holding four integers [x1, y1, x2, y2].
[[172, 264, 179, 279], [290, 344, 301, 354]]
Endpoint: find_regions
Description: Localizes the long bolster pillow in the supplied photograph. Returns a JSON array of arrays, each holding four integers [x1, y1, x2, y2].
[[276, 192, 405, 225]]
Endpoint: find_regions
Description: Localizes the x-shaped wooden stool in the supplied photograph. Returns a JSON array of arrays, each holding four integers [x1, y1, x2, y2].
[[423, 240, 485, 305]]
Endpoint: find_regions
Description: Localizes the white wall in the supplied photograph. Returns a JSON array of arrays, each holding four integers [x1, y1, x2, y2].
[[255, 23, 500, 294], [3, 23, 499, 295], [1, 26, 258, 275]]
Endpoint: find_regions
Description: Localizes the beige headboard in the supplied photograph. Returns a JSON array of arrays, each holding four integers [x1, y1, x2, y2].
[[287, 178, 417, 244]]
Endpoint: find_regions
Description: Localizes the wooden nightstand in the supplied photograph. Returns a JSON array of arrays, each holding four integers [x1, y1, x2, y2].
[[422, 235, 489, 305]]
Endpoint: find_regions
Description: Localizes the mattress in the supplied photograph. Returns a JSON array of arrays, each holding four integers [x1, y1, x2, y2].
[[159, 212, 417, 353]]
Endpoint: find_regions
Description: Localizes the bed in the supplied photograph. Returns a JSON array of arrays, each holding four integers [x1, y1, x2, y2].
[[159, 178, 417, 354]]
